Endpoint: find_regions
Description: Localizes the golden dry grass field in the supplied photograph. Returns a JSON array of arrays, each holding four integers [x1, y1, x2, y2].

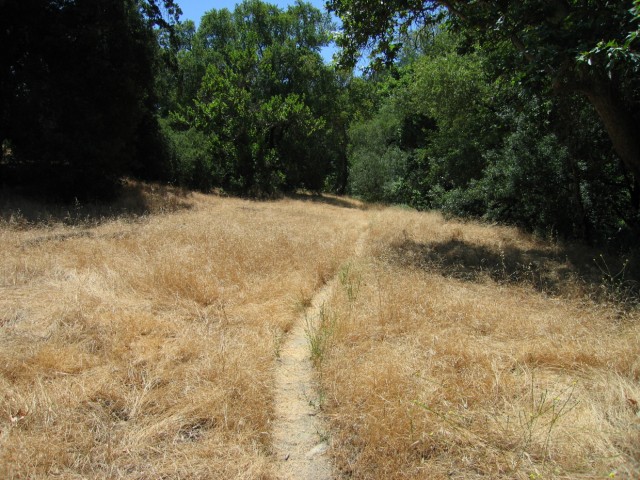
[[1, 184, 638, 479]]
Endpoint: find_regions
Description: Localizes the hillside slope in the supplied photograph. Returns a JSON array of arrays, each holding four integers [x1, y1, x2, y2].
[[1, 186, 638, 479]]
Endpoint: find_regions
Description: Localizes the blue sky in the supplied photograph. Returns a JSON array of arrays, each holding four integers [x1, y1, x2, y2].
[[175, 0, 340, 63]]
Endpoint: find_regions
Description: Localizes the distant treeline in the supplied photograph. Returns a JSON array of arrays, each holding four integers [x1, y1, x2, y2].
[[1, 0, 638, 247]]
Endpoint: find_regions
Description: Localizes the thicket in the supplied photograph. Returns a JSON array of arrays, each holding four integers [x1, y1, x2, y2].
[[0, 0, 180, 200]]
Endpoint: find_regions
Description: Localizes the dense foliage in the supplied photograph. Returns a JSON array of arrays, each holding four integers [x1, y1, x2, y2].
[[1, 0, 638, 246], [331, 0, 640, 245], [157, 1, 355, 194], [347, 29, 638, 244]]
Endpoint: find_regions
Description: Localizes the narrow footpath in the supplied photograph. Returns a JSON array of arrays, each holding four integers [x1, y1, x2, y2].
[[272, 229, 367, 480], [272, 279, 335, 480]]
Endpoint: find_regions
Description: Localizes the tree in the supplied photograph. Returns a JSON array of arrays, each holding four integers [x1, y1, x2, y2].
[[0, 0, 180, 199], [409, 35, 498, 190], [348, 99, 408, 202], [342, 27, 637, 243], [165, 0, 344, 194], [328, 0, 640, 187]]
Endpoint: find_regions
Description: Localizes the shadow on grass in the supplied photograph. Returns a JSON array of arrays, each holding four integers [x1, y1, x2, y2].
[[286, 192, 365, 210], [0, 180, 193, 228], [386, 237, 639, 304]]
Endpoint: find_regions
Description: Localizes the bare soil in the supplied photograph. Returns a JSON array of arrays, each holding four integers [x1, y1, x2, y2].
[[272, 279, 334, 480]]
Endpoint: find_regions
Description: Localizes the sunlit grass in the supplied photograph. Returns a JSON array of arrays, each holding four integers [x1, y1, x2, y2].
[[1, 188, 637, 479], [317, 208, 640, 479], [0, 186, 367, 479]]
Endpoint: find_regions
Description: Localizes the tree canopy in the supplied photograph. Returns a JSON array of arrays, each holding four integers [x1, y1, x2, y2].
[[328, 0, 640, 183], [157, 0, 363, 194], [1, 0, 637, 246]]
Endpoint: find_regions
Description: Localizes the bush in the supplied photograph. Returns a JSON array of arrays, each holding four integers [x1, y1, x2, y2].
[[348, 101, 408, 202], [160, 119, 214, 191], [478, 109, 576, 238]]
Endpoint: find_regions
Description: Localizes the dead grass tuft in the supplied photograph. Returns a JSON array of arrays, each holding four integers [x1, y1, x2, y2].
[[0, 179, 191, 229]]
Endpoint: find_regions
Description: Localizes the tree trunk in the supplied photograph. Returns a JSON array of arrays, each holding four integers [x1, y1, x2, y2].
[[582, 82, 640, 181]]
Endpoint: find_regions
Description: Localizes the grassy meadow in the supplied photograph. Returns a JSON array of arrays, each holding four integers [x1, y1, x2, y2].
[[1, 184, 638, 479], [318, 210, 640, 479]]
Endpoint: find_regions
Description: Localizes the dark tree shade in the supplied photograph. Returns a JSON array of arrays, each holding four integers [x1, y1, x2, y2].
[[0, 0, 179, 200]]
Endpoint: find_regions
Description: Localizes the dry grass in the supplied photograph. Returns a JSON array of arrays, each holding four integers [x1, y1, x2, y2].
[[0, 186, 367, 479], [318, 208, 640, 479], [2, 188, 638, 479], [0, 180, 193, 228]]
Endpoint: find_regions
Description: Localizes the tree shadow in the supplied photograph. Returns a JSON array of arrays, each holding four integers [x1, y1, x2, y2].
[[0, 180, 193, 228], [386, 237, 639, 303], [286, 192, 366, 210]]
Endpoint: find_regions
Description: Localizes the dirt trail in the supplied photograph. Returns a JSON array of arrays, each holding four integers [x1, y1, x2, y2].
[[272, 281, 335, 480], [272, 228, 367, 480]]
